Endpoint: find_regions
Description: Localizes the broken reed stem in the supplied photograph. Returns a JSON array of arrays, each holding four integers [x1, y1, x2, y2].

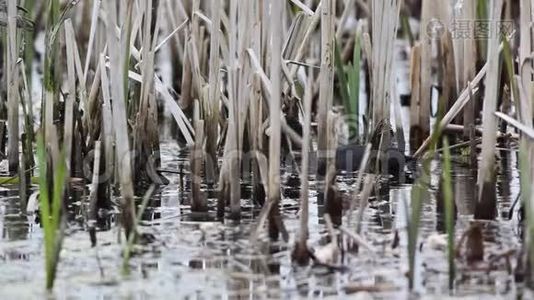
[[371, 0, 400, 130], [317, 0, 335, 173]]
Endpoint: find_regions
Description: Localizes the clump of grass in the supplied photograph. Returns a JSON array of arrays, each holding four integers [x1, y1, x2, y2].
[[37, 134, 66, 290], [334, 28, 361, 141]]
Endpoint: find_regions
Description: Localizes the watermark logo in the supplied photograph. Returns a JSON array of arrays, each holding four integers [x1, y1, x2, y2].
[[426, 18, 445, 40], [426, 19, 514, 40]]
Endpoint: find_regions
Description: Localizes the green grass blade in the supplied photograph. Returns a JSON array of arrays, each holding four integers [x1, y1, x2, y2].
[[51, 151, 66, 234], [400, 12, 414, 46], [36, 134, 51, 238], [407, 99, 446, 289], [334, 39, 350, 111], [442, 138, 455, 291], [348, 31, 361, 140], [37, 134, 55, 289]]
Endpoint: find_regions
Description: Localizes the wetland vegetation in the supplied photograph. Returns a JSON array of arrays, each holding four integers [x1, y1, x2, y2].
[[0, 0, 533, 298]]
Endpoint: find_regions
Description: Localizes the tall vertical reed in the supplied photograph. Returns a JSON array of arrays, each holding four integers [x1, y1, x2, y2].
[[267, 0, 284, 239], [475, 0, 503, 220], [102, 0, 136, 239], [6, 0, 19, 173]]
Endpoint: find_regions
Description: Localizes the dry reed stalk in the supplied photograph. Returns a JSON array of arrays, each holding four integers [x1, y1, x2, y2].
[[392, 79, 405, 153], [409, 43, 422, 150], [282, 2, 321, 96], [290, 0, 315, 15], [191, 0, 201, 52], [247, 2, 264, 208], [82, 0, 100, 83], [103, 0, 136, 238], [164, 0, 186, 69], [520, 0, 534, 119], [223, 0, 241, 220], [191, 102, 207, 212], [234, 0, 256, 219], [180, 37, 194, 110], [317, 0, 335, 174], [293, 70, 313, 264], [440, 31, 457, 125], [459, 0, 477, 139], [412, 0, 430, 146], [88, 141, 101, 246], [122, 66, 194, 145], [19, 61, 34, 208], [246, 48, 304, 148], [475, 0, 503, 220], [133, 0, 162, 185], [267, 0, 285, 239], [64, 19, 77, 174], [249, 73, 266, 206], [99, 55, 115, 195], [370, 0, 400, 131], [205, 0, 222, 184], [7, 0, 19, 173]]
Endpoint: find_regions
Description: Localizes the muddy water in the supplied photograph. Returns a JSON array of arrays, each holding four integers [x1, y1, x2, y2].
[[0, 139, 525, 299]]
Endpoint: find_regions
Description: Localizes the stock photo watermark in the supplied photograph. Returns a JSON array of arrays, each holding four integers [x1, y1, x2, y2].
[[426, 19, 515, 40]]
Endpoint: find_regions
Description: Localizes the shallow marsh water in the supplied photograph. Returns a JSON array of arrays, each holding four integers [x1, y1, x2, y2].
[[0, 139, 525, 299]]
